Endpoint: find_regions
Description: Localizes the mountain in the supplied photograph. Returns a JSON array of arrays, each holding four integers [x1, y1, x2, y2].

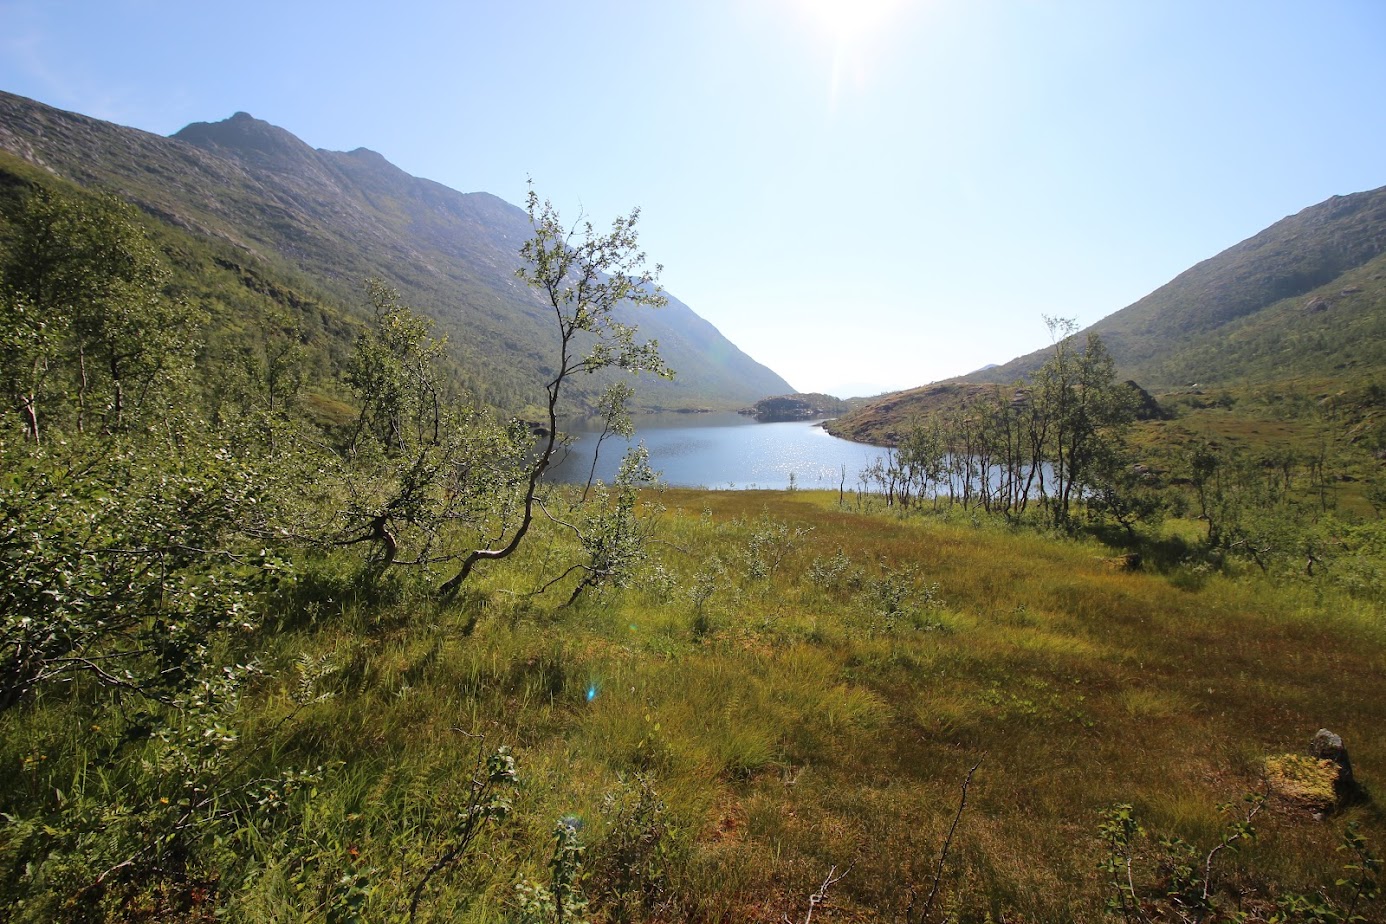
[[0, 91, 791, 414], [968, 184, 1386, 389], [829, 184, 1386, 443]]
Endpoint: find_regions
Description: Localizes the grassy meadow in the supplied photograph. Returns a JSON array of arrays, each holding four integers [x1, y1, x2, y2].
[[60, 486, 1373, 923]]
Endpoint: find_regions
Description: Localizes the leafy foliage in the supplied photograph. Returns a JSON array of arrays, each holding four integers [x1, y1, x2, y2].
[[0, 106, 1382, 923], [514, 820, 590, 924], [438, 184, 670, 596], [0, 433, 288, 712], [1, 187, 198, 440], [1097, 798, 1380, 923]]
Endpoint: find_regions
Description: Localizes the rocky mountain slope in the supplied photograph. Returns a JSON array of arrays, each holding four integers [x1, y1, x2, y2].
[[0, 91, 791, 413]]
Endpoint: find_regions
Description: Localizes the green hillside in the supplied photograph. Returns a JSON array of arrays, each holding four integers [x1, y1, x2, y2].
[[830, 183, 1386, 448], [967, 184, 1386, 390], [1140, 251, 1386, 388], [0, 91, 792, 414], [0, 151, 367, 424]]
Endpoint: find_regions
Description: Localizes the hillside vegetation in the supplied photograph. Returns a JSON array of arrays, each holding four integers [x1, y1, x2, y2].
[[0, 152, 370, 427], [4, 476, 1382, 921]]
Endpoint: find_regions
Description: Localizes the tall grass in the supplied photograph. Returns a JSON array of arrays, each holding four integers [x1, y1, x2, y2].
[[5, 489, 1382, 921]]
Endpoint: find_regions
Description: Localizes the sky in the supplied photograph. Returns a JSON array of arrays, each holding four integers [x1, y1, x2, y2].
[[2, 1, 1385, 396]]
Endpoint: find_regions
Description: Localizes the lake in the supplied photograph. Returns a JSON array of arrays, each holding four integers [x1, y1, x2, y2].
[[546, 412, 890, 490]]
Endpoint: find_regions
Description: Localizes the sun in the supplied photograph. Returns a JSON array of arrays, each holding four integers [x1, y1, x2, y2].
[[785, 0, 908, 106], [796, 0, 906, 46]]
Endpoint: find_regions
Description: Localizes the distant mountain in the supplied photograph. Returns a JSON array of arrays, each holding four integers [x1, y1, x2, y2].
[[0, 91, 791, 414], [829, 184, 1386, 443]]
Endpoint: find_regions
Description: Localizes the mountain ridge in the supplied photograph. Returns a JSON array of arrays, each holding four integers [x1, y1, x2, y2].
[[828, 181, 1386, 443], [0, 91, 791, 413]]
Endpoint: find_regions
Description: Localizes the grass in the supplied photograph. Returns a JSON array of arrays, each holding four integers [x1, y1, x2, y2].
[[4, 488, 1384, 922], [303, 492, 1384, 919]]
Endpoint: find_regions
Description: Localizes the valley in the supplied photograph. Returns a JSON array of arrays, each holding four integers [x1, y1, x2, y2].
[[0, 89, 1382, 923]]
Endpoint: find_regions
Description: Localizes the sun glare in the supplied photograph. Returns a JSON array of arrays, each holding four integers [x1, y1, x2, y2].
[[785, 0, 908, 106], [797, 0, 905, 45]]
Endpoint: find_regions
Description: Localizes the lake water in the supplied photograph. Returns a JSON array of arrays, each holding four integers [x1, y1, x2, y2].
[[546, 412, 890, 490]]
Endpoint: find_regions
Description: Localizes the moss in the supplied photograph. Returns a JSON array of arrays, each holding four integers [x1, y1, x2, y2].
[[1264, 754, 1339, 811]]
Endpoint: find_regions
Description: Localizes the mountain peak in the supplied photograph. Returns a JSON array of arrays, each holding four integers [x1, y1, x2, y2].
[[172, 112, 317, 169]]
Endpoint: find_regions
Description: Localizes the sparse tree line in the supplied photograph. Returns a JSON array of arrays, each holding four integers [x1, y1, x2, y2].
[[853, 318, 1384, 594], [859, 318, 1142, 528]]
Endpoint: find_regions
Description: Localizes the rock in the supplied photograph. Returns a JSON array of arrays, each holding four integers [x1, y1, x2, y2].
[[1309, 728, 1355, 794], [747, 393, 849, 423], [1123, 380, 1170, 420]]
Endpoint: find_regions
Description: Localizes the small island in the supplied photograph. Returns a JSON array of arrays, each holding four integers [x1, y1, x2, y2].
[[742, 392, 853, 422]]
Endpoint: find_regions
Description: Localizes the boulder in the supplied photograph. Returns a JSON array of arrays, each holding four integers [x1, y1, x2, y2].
[[1309, 728, 1355, 794]]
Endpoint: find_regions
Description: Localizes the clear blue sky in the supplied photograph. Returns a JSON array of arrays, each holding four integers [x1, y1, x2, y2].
[[3, 1, 1385, 396]]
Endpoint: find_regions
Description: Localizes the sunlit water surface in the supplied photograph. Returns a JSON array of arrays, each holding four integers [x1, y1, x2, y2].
[[546, 412, 890, 490]]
